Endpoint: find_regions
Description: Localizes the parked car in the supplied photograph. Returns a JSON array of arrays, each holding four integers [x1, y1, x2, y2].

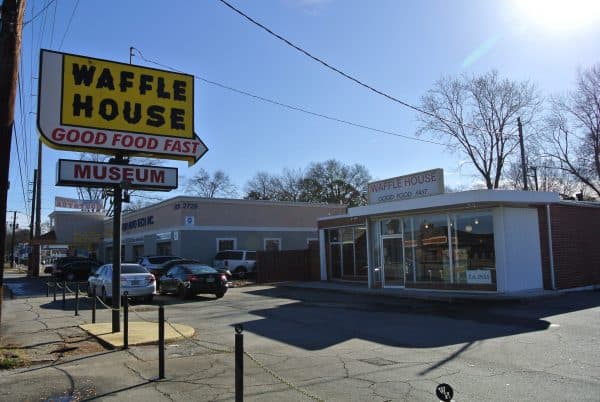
[[53, 256, 101, 280], [159, 263, 228, 299], [213, 250, 256, 278], [137, 256, 181, 271], [88, 263, 155, 302], [59, 260, 101, 281], [152, 258, 232, 289]]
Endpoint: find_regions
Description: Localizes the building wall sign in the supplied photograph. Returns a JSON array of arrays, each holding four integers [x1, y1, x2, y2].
[[57, 159, 177, 191], [55, 196, 103, 212], [367, 169, 444, 205], [122, 216, 154, 232], [466, 269, 492, 284]]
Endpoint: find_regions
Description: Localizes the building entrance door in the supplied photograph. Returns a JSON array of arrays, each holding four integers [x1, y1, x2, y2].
[[382, 236, 404, 287], [330, 243, 342, 279]]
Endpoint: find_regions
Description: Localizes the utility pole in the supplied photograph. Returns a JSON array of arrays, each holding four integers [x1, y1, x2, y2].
[[9, 211, 17, 268], [518, 117, 528, 191], [32, 140, 42, 277], [0, 0, 27, 325], [29, 169, 36, 274]]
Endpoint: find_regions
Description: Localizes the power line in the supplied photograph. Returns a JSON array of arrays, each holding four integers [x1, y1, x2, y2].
[[132, 48, 449, 148], [22, 0, 57, 26], [58, 0, 79, 50], [11, 126, 30, 222], [217, 0, 480, 133]]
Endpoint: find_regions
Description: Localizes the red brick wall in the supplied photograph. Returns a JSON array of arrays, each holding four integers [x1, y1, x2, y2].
[[538, 204, 600, 289]]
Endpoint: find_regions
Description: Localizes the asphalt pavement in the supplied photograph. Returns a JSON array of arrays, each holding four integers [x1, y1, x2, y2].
[[1, 274, 599, 401]]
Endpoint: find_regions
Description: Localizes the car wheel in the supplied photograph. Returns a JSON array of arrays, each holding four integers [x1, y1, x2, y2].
[[178, 285, 188, 300], [235, 267, 247, 279], [215, 292, 225, 299]]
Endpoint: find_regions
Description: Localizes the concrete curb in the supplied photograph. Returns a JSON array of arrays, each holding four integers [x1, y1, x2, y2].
[[274, 281, 564, 304]]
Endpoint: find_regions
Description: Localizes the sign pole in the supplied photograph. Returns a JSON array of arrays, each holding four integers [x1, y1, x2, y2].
[[111, 156, 126, 333]]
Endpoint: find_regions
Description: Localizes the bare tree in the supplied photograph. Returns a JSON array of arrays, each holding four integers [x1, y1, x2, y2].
[[542, 64, 600, 198], [418, 71, 540, 189], [299, 160, 371, 206], [186, 168, 238, 198], [245, 171, 280, 200], [75, 153, 164, 216]]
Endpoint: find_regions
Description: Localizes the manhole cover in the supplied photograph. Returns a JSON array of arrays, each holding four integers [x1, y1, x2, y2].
[[359, 357, 398, 367]]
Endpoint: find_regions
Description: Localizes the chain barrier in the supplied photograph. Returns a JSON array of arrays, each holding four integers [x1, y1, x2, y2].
[[94, 295, 121, 312], [128, 304, 160, 324], [163, 319, 324, 401], [243, 350, 325, 402]]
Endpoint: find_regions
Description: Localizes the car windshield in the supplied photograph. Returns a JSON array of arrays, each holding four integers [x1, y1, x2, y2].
[[122, 265, 148, 274], [185, 265, 217, 274]]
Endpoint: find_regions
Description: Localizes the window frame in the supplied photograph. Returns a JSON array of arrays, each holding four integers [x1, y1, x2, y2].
[[263, 238, 282, 251]]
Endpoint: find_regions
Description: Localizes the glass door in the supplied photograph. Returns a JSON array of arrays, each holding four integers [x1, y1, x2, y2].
[[382, 236, 405, 287], [330, 243, 342, 279]]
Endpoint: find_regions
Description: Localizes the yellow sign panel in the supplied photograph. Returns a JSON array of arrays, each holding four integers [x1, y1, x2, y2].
[[60, 54, 194, 138]]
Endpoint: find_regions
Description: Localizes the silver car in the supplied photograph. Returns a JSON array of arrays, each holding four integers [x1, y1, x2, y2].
[[88, 263, 156, 302]]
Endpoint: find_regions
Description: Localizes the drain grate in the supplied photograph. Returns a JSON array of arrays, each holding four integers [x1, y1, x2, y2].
[[359, 357, 398, 367]]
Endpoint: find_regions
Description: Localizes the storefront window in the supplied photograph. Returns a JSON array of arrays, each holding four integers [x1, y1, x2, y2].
[[326, 226, 367, 280], [381, 218, 401, 235], [355, 228, 368, 276], [451, 211, 495, 285], [412, 214, 451, 283]]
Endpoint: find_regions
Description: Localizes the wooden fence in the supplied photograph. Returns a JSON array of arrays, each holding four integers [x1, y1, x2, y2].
[[256, 245, 320, 283]]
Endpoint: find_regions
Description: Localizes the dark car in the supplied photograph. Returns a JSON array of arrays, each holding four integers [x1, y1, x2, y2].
[[159, 264, 228, 299], [58, 260, 102, 281], [53, 256, 101, 280], [152, 258, 233, 284]]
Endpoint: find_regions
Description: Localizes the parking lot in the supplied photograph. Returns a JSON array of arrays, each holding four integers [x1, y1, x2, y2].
[[1, 274, 599, 401]]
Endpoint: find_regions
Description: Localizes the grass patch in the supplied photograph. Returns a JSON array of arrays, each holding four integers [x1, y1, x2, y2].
[[0, 346, 29, 369]]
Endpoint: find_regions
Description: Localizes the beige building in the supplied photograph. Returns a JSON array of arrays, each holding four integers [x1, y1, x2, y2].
[[101, 196, 346, 265]]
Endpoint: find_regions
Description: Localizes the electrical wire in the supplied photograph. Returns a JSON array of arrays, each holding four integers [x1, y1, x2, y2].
[[217, 0, 481, 133], [58, 0, 79, 50], [22, 0, 56, 26], [12, 126, 31, 221], [132, 48, 450, 148]]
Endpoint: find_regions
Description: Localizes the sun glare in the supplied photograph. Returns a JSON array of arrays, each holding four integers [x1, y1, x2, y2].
[[514, 0, 600, 33]]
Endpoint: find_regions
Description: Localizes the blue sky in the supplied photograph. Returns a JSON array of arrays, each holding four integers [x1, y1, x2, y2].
[[8, 0, 600, 227]]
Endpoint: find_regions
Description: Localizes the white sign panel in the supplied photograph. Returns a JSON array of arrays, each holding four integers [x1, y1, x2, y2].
[[57, 159, 178, 191], [367, 169, 444, 205], [466, 269, 492, 284]]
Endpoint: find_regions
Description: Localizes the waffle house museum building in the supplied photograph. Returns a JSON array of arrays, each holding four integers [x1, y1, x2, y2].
[[317, 169, 600, 293]]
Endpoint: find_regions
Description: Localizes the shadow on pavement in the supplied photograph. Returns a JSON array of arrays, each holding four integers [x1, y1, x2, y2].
[[236, 286, 599, 351]]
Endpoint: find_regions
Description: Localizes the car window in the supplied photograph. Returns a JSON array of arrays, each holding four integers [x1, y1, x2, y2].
[[122, 264, 148, 274], [167, 266, 181, 276], [214, 252, 227, 260], [149, 256, 176, 264], [185, 265, 218, 274], [246, 251, 256, 260]]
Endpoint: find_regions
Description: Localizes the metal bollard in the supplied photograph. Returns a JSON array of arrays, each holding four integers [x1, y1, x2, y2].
[[75, 283, 79, 316], [62, 281, 66, 310], [123, 291, 129, 349], [53, 281, 56, 302], [92, 286, 96, 324], [235, 324, 244, 402], [46, 281, 49, 297], [158, 303, 165, 379]]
